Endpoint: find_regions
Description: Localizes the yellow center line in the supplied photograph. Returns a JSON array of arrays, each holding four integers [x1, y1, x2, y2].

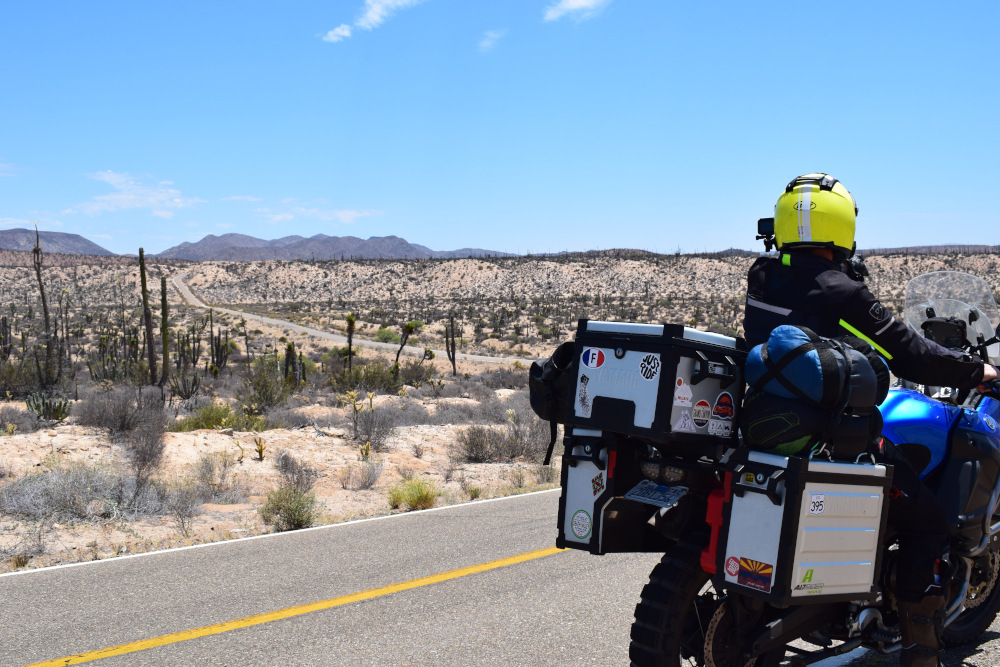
[[25, 546, 567, 667]]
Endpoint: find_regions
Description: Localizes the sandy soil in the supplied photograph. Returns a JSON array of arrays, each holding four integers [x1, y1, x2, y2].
[[0, 388, 558, 573]]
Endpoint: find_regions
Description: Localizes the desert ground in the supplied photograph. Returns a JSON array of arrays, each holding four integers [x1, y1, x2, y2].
[[2, 249, 999, 572]]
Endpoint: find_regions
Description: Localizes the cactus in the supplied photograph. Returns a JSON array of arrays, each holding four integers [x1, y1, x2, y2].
[[445, 313, 458, 377], [0, 314, 11, 362], [138, 248, 158, 386], [254, 435, 266, 461], [168, 371, 201, 399], [160, 276, 169, 385], [283, 342, 297, 381], [26, 392, 70, 421], [358, 441, 371, 462], [345, 312, 356, 371]]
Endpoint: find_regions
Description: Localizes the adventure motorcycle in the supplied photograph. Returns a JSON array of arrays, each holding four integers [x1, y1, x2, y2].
[[531, 271, 1000, 666]]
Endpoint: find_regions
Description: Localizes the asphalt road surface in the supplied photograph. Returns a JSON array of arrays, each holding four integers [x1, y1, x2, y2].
[[171, 272, 532, 367], [3, 491, 1000, 666]]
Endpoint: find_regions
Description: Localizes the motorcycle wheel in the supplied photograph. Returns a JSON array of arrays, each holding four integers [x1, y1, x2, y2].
[[628, 537, 784, 667], [942, 542, 1000, 647]]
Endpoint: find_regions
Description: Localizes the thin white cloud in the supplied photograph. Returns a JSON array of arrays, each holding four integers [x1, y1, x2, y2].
[[221, 195, 262, 202], [255, 208, 295, 223], [544, 0, 611, 22], [90, 234, 112, 240], [216, 222, 235, 228], [322, 24, 352, 42], [0, 163, 13, 177], [357, 0, 423, 30], [255, 206, 380, 224], [479, 29, 507, 52], [0, 216, 62, 229], [294, 207, 380, 223], [75, 171, 204, 219], [322, 0, 424, 43]]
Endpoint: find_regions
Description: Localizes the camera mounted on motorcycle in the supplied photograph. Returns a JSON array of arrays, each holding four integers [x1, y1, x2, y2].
[[756, 217, 776, 252]]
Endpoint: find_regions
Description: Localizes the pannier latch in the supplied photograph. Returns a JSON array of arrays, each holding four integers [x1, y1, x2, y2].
[[731, 463, 784, 506], [691, 352, 739, 387]]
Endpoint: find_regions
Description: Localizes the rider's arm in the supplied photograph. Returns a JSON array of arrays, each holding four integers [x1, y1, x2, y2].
[[837, 283, 986, 389]]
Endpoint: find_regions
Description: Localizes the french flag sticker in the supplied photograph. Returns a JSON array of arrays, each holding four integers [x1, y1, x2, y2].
[[582, 348, 605, 368]]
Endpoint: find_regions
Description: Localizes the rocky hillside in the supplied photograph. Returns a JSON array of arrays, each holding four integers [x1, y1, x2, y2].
[[0, 229, 114, 256], [155, 233, 509, 261]]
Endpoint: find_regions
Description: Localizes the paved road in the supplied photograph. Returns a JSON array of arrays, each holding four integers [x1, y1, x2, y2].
[[3, 490, 998, 666], [3, 491, 661, 666], [171, 273, 533, 367]]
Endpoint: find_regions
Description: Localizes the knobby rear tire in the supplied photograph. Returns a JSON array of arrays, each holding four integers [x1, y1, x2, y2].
[[629, 536, 718, 667]]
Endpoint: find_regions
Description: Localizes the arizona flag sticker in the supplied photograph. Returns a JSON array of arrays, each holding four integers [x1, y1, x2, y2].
[[582, 348, 605, 368]]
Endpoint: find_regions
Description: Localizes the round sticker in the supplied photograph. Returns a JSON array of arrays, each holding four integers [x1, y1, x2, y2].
[[640, 354, 660, 380], [692, 400, 711, 428], [725, 556, 740, 577], [571, 510, 592, 539], [985, 416, 997, 432], [581, 348, 605, 369]]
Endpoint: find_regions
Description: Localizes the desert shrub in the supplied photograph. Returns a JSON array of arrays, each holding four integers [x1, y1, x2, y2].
[[398, 360, 436, 387], [275, 450, 317, 494], [75, 386, 166, 438], [265, 407, 313, 429], [259, 486, 318, 532], [0, 460, 170, 520], [0, 406, 41, 435], [194, 451, 247, 503], [357, 408, 396, 453], [393, 398, 432, 426], [374, 327, 400, 344], [236, 355, 292, 415], [334, 359, 398, 394], [508, 465, 527, 489], [387, 478, 439, 511], [455, 425, 507, 463], [338, 460, 384, 491], [0, 359, 40, 397], [169, 402, 270, 433], [441, 379, 495, 401], [453, 407, 549, 463], [477, 367, 528, 390], [534, 463, 559, 485], [125, 420, 166, 497], [164, 479, 201, 537]]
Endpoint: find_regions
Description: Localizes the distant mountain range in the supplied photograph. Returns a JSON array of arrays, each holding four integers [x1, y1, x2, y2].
[[0, 229, 115, 256], [154, 233, 511, 261]]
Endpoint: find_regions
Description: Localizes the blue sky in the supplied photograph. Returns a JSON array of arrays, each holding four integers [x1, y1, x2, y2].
[[1, 1, 997, 256]]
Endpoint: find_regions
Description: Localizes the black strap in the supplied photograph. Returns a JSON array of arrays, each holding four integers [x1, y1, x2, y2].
[[543, 421, 558, 466]]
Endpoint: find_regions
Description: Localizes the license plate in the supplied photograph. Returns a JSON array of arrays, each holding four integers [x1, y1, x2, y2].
[[624, 480, 688, 509]]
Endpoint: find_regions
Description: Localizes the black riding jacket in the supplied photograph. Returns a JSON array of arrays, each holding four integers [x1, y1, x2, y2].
[[743, 253, 985, 389]]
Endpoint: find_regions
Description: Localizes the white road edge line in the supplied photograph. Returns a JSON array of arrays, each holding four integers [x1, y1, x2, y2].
[[0, 488, 561, 580]]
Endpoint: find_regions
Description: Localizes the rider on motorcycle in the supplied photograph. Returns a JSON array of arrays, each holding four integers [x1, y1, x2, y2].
[[742, 173, 999, 667]]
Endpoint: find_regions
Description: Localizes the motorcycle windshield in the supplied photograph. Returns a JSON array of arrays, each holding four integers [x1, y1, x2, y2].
[[903, 271, 1000, 362]]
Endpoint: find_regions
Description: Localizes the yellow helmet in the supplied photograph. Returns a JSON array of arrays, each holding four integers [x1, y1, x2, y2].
[[774, 173, 858, 257]]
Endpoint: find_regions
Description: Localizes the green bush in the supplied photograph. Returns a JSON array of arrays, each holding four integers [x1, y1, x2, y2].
[[169, 402, 270, 432], [327, 359, 398, 393], [387, 478, 439, 511], [398, 360, 436, 388], [259, 487, 318, 531], [374, 327, 400, 344], [236, 356, 293, 415]]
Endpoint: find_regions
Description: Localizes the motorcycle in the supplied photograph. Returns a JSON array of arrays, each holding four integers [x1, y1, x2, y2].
[[535, 271, 1000, 666]]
